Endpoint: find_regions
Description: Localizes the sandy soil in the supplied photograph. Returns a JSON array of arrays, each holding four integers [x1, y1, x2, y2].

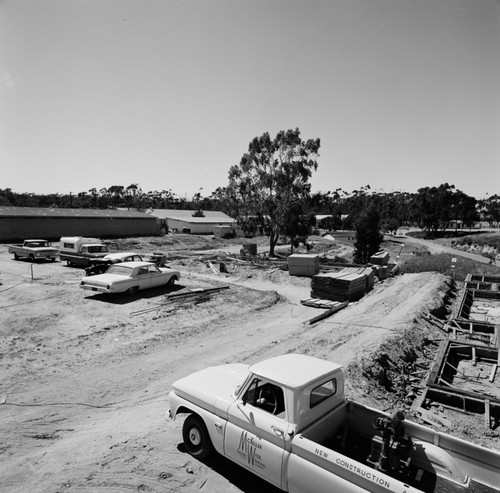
[[0, 237, 493, 492]]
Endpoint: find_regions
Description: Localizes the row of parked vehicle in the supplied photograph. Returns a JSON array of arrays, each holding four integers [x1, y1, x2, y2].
[[8, 236, 180, 295]]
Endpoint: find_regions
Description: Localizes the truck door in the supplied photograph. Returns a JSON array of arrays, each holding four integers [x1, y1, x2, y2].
[[225, 378, 286, 489]]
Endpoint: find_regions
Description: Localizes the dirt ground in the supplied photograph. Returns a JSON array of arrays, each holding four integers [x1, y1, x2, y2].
[[0, 235, 497, 492]]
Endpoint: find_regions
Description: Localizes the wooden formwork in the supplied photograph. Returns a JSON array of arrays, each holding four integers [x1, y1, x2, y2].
[[424, 338, 500, 428], [417, 274, 500, 428]]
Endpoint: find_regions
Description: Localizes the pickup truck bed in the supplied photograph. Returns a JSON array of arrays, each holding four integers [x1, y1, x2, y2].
[[292, 400, 499, 493]]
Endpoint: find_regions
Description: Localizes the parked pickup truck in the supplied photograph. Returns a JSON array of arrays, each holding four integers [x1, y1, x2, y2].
[[59, 236, 109, 267], [168, 353, 500, 493], [8, 239, 59, 262]]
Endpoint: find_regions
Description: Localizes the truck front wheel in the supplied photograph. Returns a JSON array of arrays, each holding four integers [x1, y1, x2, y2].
[[182, 414, 214, 459]]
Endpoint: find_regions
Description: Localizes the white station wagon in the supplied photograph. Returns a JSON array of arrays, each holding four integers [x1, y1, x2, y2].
[[79, 261, 180, 295]]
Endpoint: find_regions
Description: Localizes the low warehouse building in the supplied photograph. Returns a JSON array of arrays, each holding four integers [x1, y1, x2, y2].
[[148, 209, 236, 235], [0, 207, 159, 243]]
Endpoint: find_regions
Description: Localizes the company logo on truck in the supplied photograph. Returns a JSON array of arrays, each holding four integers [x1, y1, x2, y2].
[[237, 431, 265, 470]]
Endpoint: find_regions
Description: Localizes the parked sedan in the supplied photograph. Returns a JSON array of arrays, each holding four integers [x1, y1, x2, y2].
[[79, 261, 180, 294], [85, 252, 145, 276]]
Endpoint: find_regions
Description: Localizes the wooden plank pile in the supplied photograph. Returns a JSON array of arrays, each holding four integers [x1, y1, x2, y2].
[[301, 298, 348, 310], [311, 271, 367, 302], [347, 266, 375, 292], [303, 301, 349, 325]]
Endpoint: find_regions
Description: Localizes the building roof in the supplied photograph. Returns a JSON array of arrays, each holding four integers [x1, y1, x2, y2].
[[147, 209, 236, 224], [0, 207, 154, 219]]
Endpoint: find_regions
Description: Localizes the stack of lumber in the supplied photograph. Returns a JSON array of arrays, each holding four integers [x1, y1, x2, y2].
[[344, 266, 375, 292], [311, 271, 367, 302], [370, 250, 390, 266], [288, 254, 320, 277]]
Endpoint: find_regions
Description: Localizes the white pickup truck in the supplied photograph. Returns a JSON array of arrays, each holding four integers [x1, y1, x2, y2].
[[168, 354, 500, 493], [8, 239, 59, 261]]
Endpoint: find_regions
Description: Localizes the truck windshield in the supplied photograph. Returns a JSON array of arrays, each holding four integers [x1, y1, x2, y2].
[[88, 245, 109, 253], [28, 241, 49, 247], [243, 378, 286, 417]]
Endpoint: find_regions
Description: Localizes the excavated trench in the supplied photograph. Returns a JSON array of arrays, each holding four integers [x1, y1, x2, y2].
[[346, 277, 457, 415]]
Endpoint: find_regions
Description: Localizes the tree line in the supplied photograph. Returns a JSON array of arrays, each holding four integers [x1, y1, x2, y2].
[[1, 128, 499, 258]]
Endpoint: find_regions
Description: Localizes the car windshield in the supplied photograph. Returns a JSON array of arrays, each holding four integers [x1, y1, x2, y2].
[[106, 265, 133, 276]]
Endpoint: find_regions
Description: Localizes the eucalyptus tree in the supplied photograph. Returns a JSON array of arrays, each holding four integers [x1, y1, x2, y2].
[[414, 184, 478, 235], [480, 195, 500, 227], [228, 128, 320, 256]]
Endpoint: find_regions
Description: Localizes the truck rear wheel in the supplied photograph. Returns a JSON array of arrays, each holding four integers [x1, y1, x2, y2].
[[13, 253, 19, 260], [182, 414, 214, 459]]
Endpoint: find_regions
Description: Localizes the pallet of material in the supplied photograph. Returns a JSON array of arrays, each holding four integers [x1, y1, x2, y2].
[[369, 250, 390, 266], [288, 254, 320, 277], [310, 271, 367, 302], [374, 265, 388, 280], [301, 298, 348, 310]]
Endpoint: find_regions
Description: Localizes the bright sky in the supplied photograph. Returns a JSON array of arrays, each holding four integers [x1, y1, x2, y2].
[[1, 0, 499, 200]]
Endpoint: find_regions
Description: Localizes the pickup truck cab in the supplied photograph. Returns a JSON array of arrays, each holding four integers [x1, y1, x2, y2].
[[59, 236, 109, 267], [8, 239, 59, 262], [168, 354, 500, 493]]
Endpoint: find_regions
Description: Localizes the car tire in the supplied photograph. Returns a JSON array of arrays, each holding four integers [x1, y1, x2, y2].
[[167, 276, 177, 287], [13, 253, 19, 260], [127, 286, 139, 295], [29, 254, 35, 262], [182, 414, 214, 459], [67, 260, 72, 267]]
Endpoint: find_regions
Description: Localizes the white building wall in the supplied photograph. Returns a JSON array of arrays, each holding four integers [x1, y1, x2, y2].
[[168, 219, 233, 234]]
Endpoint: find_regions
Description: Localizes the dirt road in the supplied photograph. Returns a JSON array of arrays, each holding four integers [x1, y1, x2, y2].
[[391, 230, 492, 264], [0, 244, 455, 492]]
